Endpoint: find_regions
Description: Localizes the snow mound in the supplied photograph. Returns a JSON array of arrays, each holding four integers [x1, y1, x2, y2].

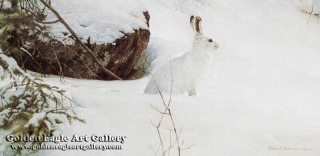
[[47, 0, 149, 45]]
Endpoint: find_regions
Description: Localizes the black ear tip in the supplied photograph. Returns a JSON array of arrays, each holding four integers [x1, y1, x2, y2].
[[190, 15, 194, 23], [196, 16, 202, 21]]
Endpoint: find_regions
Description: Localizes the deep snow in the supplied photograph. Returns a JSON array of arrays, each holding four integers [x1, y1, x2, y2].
[[47, 0, 149, 44], [2, 0, 320, 155]]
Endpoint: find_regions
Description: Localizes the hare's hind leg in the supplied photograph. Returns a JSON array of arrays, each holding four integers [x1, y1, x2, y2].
[[188, 88, 196, 96]]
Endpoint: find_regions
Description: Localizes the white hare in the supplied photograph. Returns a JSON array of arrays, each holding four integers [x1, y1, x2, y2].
[[144, 15, 219, 96]]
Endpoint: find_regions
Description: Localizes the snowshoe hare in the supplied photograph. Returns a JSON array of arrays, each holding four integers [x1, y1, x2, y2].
[[144, 15, 219, 96]]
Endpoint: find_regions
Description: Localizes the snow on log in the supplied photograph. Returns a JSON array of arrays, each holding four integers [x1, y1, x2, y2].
[[1, 0, 150, 80]]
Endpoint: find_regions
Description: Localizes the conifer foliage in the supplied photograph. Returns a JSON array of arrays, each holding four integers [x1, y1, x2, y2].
[[0, 0, 52, 57], [0, 54, 84, 155]]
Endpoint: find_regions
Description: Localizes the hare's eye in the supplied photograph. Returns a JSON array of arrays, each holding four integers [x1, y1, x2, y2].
[[208, 39, 213, 42]]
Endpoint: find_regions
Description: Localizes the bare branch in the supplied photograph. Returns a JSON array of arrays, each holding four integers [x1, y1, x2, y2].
[[150, 103, 169, 115], [146, 56, 194, 156]]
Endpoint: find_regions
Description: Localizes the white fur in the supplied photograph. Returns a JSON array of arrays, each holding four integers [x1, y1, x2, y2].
[[144, 16, 219, 96]]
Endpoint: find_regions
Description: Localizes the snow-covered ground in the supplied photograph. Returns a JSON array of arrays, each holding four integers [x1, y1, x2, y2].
[[3, 0, 320, 155]]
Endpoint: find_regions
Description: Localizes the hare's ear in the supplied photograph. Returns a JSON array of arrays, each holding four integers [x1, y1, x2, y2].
[[194, 16, 203, 35], [190, 15, 203, 35], [190, 15, 195, 31]]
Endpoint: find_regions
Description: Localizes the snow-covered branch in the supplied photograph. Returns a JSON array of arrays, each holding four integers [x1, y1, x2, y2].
[[0, 54, 84, 155]]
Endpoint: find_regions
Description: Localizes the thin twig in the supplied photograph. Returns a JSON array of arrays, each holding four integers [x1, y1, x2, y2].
[[62, 45, 104, 80], [36, 19, 60, 24], [307, 5, 314, 25], [52, 46, 64, 78], [150, 104, 169, 115], [150, 60, 183, 156], [181, 143, 196, 151], [168, 109, 181, 155], [150, 145, 158, 156]]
